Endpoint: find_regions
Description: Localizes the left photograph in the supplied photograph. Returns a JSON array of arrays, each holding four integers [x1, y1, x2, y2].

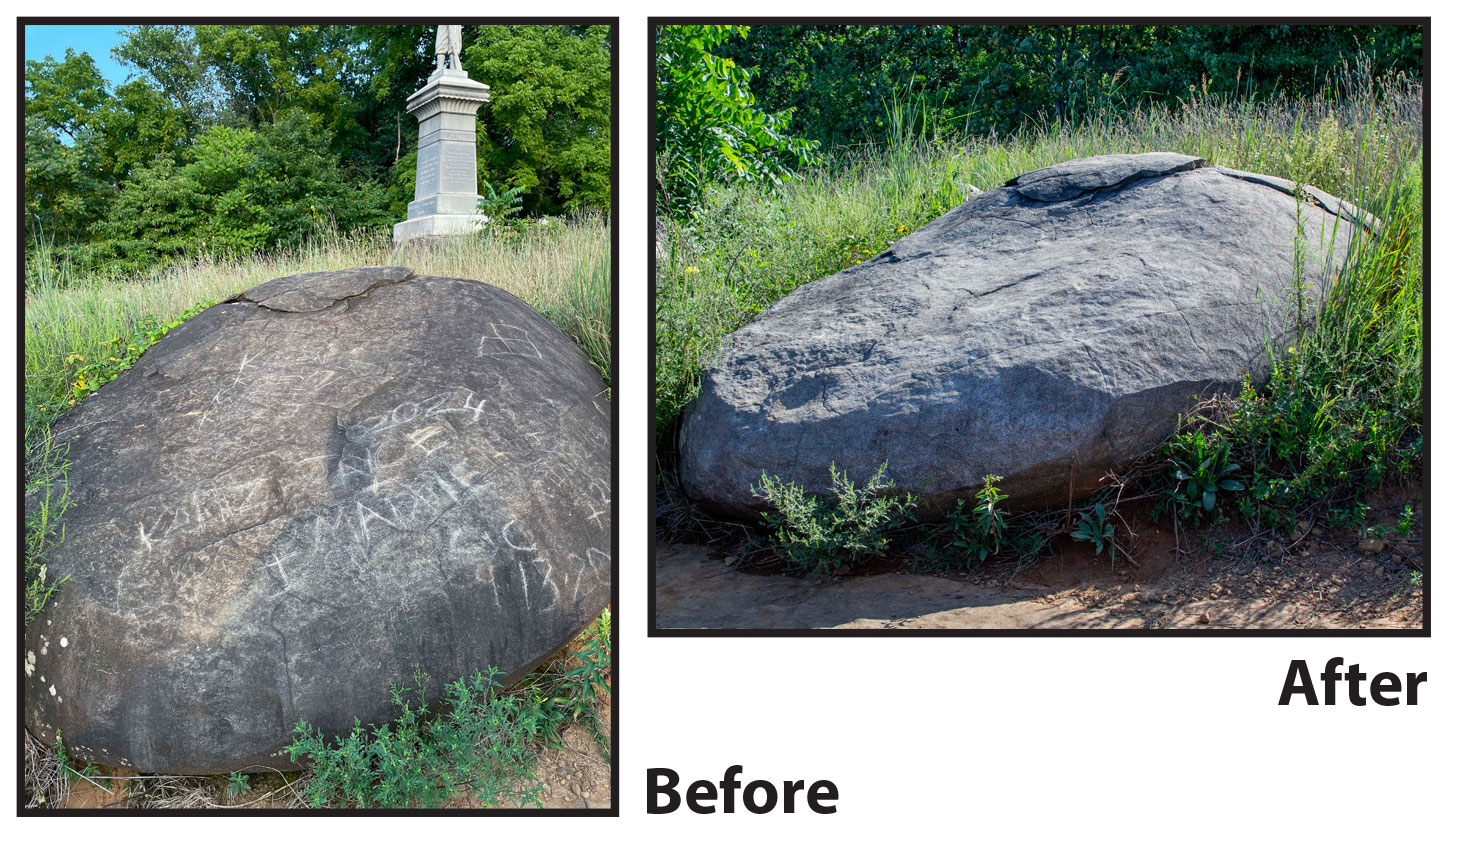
[[21, 21, 614, 811]]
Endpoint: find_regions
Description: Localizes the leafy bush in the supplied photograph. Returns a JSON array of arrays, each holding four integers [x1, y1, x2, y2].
[[752, 462, 915, 575], [478, 182, 525, 227], [288, 666, 541, 808], [1070, 502, 1118, 561], [92, 110, 395, 274], [945, 475, 1010, 564], [1162, 428, 1245, 520], [655, 24, 817, 217], [287, 609, 610, 809]]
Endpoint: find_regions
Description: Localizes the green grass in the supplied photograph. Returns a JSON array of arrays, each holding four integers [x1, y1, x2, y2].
[[657, 59, 1423, 540]]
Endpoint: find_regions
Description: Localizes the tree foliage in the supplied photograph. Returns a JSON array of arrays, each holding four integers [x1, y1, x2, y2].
[[94, 109, 395, 273], [463, 24, 612, 217], [655, 24, 817, 217], [24, 24, 611, 281], [718, 24, 1424, 150]]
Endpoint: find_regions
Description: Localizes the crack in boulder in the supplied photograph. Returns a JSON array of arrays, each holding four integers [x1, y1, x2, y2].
[[233, 266, 416, 313], [1005, 152, 1206, 202], [1210, 166, 1380, 233]]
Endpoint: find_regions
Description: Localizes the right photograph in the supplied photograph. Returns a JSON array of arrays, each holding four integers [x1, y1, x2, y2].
[[652, 21, 1428, 633]]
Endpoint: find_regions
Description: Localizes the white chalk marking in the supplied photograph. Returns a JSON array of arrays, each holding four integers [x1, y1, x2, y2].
[[478, 323, 544, 360], [501, 519, 537, 552], [516, 559, 531, 608], [585, 504, 608, 528], [262, 552, 296, 590]]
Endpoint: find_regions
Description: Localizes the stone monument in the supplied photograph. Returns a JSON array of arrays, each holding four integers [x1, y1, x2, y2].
[[393, 25, 491, 243]]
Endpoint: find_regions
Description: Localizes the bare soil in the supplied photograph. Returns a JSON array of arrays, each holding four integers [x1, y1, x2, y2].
[[656, 487, 1425, 630], [486, 691, 611, 809]]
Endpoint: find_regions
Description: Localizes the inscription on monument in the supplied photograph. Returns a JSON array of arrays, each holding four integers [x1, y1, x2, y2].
[[415, 145, 439, 199], [442, 144, 477, 192]]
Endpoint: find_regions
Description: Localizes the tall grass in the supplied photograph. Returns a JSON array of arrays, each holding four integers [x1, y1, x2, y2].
[[26, 218, 611, 441], [655, 58, 1423, 483]]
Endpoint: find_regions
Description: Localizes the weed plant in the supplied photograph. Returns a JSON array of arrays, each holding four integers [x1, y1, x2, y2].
[[945, 475, 1010, 565], [1070, 503, 1119, 562], [1161, 428, 1246, 522], [287, 608, 610, 809], [752, 462, 916, 576]]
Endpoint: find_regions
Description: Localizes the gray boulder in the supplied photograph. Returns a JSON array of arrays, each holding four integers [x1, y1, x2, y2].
[[25, 267, 611, 774], [680, 153, 1374, 519]]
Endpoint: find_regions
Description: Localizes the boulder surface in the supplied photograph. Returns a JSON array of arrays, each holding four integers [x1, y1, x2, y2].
[[680, 153, 1373, 519], [25, 267, 611, 774]]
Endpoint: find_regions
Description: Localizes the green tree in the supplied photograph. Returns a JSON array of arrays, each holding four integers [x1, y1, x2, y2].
[[462, 24, 612, 217], [716, 24, 1425, 150], [112, 24, 222, 137], [95, 109, 393, 272], [193, 24, 369, 157], [24, 24, 614, 279], [656, 24, 817, 217], [24, 49, 115, 242]]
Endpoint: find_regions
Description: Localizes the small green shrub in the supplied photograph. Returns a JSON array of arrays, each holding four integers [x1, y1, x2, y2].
[[1162, 428, 1245, 520], [478, 182, 526, 228], [1070, 502, 1118, 561], [752, 461, 915, 575], [287, 666, 541, 809], [286, 609, 611, 809], [945, 475, 1010, 565], [1397, 504, 1415, 536], [1327, 502, 1371, 531]]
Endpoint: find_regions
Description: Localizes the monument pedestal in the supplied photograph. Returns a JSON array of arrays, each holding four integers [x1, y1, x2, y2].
[[393, 68, 492, 244]]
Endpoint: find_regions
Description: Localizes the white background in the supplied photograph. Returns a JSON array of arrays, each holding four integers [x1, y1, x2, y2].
[[4, 3, 1467, 837]]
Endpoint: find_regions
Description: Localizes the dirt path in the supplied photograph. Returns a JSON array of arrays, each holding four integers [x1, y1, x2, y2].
[[656, 502, 1425, 630]]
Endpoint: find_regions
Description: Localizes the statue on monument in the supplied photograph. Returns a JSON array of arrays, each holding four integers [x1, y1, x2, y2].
[[435, 24, 463, 73], [394, 23, 490, 243]]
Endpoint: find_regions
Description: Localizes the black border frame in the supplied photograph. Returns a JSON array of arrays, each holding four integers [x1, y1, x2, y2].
[[17, 17, 619, 817], [648, 16, 1431, 639]]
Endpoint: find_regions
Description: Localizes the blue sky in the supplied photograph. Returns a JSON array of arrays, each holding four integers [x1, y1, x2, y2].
[[24, 24, 133, 88]]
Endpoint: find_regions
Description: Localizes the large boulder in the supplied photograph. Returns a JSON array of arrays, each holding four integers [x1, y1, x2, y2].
[[25, 267, 611, 774], [680, 153, 1375, 519]]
